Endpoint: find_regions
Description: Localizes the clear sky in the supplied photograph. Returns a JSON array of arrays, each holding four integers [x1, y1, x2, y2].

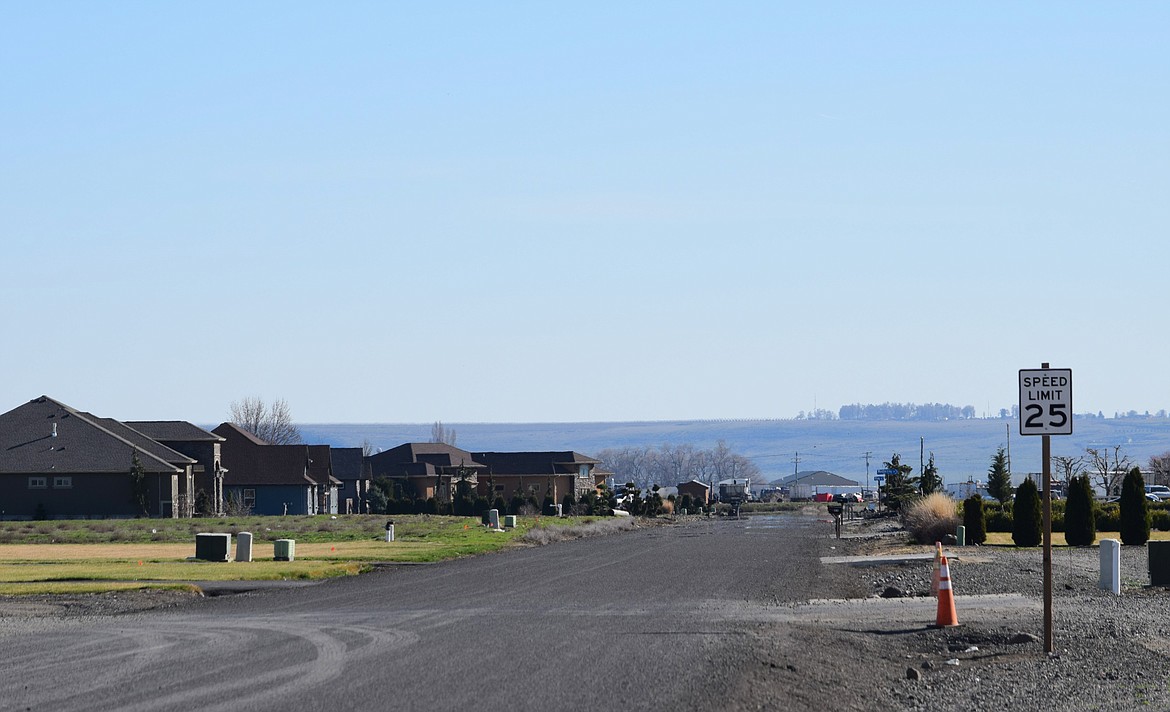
[[3, 3, 1168, 424]]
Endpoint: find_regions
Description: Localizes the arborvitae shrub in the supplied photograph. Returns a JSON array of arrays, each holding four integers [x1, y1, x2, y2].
[[1119, 467, 1151, 545], [509, 494, 527, 516], [562, 492, 576, 514], [1071, 474, 1095, 547], [1151, 508, 1170, 532], [1012, 478, 1042, 547], [963, 494, 987, 545], [1063, 474, 1096, 546], [492, 496, 507, 515]]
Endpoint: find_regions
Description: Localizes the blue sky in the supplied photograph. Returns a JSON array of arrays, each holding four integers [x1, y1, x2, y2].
[[3, 3, 1168, 423]]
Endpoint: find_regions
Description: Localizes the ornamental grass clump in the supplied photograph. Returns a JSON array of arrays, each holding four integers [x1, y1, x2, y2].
[[903, 493, 960, 544]]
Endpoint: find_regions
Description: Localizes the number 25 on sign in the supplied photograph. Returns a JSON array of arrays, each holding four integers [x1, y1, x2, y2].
[[1018, 368, 1073, 436]]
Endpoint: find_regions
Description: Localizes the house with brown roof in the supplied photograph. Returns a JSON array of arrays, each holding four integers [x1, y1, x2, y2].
[[330, 447, 369, 514], [367, 443, 484, 503], [0, 396, 194, 519], [125, 420, 226, 516], [212, 423, 340, 515], [677, 479, 711, 506], [471, 451, 605, 505]]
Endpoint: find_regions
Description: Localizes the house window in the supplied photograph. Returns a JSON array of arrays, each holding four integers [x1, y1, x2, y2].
[[243, 488, 256, 509], [28, 477, 46, 490], [579, 465, 590, 478], [53, 476, 72, 489]]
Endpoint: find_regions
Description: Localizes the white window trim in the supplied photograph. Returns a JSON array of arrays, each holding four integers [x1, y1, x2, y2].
[[28, 476, 46, 490]]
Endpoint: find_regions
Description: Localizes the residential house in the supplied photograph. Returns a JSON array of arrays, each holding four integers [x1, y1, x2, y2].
[[212, 423, 340, 515], [367, 443, 483, 503], [471, 451, 604, 505], [677, 479, 710, 506], [330, 447, 369, 514], [125, 420, 226, 515], [0, 396, 193, 519]]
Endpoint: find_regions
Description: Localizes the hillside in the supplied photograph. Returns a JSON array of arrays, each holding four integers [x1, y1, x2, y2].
[[299, 418, 1170, 487]]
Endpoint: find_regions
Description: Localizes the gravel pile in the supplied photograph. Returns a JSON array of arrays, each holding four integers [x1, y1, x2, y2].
[[825, 516, 1170, 711]]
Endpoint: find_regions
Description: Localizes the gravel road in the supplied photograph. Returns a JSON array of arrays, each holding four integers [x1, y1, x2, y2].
[[0, 512, 1164, 711]]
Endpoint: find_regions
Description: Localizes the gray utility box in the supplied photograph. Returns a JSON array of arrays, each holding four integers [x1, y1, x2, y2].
[[274, 539, 296, 562], [1150, 541, 1170, 586], [195, 533, 231, 562]]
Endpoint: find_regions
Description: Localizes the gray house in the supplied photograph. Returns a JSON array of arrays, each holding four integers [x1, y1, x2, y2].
[[0, 396, 193, 519]]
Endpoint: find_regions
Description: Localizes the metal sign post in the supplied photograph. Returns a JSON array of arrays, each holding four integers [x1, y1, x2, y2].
[[1019, 362, 1071, 655]]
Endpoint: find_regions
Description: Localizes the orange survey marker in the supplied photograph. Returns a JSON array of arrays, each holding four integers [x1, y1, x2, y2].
[[931, 555, 960, 628]]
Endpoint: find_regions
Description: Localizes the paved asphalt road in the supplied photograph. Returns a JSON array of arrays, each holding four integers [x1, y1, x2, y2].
[[0, 513, 857, 712]]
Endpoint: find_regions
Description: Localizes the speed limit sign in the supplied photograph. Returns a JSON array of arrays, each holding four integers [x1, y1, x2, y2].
[[1019, 368, 1073, 436]]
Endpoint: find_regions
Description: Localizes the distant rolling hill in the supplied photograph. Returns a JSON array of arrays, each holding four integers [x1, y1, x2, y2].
[[299, 418, 1170, 487]]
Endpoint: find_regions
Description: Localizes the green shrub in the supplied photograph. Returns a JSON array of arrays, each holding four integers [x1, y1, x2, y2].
[[1151, 508, 1170, 532], [1119, 467, 1151, 545], [1063, 474, 1096, 546], [962, 494, 987, 545], [1096, 504, 1120, 532], [985, 502, 1013, 532], [1012, 478, 1042, 547]]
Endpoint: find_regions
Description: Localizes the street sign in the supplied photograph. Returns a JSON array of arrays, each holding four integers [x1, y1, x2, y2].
[[876, 468, 898, 476], [1019, 368, 1073, 436], [873, 475, 885, 483]]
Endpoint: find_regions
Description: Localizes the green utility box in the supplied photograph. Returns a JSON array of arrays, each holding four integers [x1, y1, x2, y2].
[[195, 533, 231, 562], [274, 539, 296, 562]]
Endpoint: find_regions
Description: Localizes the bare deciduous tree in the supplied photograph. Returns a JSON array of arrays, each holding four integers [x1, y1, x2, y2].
[[229, 397, 302, 445], [1051, 454, 1087, 486], [1086, 446, 1132, 498], [430, 421, 457, 446], [597, 442, 759, 491], [1148, 452, 1170, 487]]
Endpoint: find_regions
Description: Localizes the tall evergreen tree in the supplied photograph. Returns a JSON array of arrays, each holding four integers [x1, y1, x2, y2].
[[1063, 474, 1097, 546], [1119, 467, 1151, 545], [919, 453, 942, 495], [880, 453, 919, 512], [963, 494, 987, 545], [987, 447, 1014, 505], [1012, 478, 1042, 547]]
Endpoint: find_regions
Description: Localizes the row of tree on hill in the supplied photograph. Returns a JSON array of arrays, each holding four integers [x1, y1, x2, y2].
[[833, 403, 977, 421], [596, 442, 760, 491]]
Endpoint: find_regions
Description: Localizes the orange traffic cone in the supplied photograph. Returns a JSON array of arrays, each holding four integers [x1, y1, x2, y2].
[[931, 541, 943, 595], [931, 555, 960, 628]]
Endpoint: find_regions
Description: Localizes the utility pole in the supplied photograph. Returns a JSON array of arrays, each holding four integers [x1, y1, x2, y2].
[[864, 451, 872, 498], [792, 452, 801, 478], [920, 437, 924, 480]]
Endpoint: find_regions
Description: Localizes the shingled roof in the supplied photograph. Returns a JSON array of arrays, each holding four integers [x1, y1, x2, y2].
[[369, 443, 485, 478], [212, 422, 315, 486], [125, 421, 225, 443], [0, 396, 182, 475], [471, 451, 600, 476]]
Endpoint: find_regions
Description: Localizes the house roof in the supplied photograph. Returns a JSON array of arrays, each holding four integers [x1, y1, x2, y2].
[[677, 479, 711, 490], [330, 447, 365, 481], [777, 470, 861, 487], [0, 396, 182, 475], [369, 443, 485, 477], [471, 451, 600, 476], [125, 421, 225, 443], [213, 422, 315, 487], [88, 417, 196, 467], [307, 444, 341, 486]]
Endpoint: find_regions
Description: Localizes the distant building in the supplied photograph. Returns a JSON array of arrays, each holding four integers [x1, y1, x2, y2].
[[0, 396, 198, 519]]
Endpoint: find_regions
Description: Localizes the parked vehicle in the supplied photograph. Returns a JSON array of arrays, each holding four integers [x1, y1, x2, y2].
[[1145, 485, 1170, 500]]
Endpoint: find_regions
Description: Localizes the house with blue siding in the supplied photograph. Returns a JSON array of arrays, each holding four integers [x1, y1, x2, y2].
[[213, 423, 340, 515]]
